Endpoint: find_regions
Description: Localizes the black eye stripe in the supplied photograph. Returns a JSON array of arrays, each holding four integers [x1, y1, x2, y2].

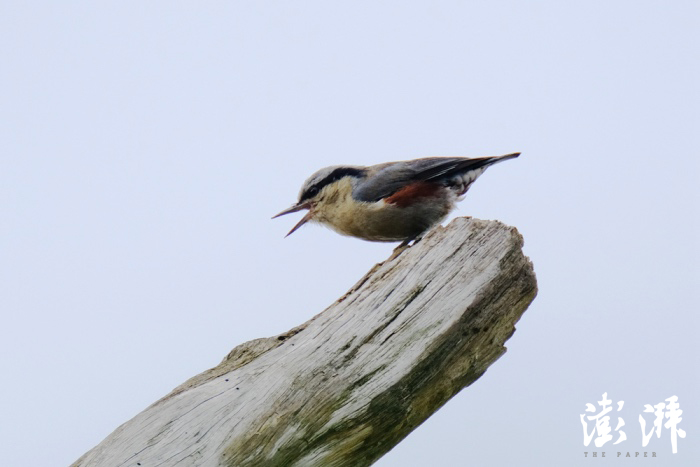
[[300, 167, 365, 202]]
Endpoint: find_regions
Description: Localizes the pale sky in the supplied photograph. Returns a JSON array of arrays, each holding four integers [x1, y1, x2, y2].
[[1, 2, 698, 466]]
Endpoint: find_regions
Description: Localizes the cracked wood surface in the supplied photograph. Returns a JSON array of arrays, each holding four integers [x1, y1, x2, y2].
[[72, 217, 537, 467]]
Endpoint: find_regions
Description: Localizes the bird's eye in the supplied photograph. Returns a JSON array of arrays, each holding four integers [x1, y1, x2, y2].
[[307, 186, 319, 197]]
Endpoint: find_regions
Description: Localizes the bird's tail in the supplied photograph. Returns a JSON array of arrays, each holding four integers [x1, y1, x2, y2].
[[415, 152, 520, 184], [445, 152, 520, 195], [440, 152, 520, 178], [489, 152, 520, 165]]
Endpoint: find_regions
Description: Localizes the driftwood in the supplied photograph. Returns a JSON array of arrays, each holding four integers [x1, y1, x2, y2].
[[73, 217, 537, 467]]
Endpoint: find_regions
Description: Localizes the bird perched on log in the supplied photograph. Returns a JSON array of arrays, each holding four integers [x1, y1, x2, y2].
[[273, 152, 519, 245]]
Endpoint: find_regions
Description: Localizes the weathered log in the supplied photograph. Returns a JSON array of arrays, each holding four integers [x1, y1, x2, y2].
[[72, 217, 537, 467]]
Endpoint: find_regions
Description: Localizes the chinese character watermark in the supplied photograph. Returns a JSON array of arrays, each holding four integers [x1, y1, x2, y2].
[[639, 395, 686, 454], [581, 393, 685, 454], [580, 392, 626, 447]]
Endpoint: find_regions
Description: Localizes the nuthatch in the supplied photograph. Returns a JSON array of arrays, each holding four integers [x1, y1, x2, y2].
[[273, 152, 520, 245]]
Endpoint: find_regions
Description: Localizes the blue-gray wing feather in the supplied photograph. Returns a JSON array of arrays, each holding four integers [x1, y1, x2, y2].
[[352, 156, 509, 202]]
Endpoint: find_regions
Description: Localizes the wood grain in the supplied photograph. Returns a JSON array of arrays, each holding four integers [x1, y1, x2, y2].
[[72, 217, 537, 467]]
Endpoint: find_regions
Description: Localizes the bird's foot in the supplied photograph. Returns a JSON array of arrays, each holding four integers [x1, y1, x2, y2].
[[389, 235, 422, 259]]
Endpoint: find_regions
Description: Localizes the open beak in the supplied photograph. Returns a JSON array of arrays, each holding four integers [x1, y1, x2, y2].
[[272, 202, 313, 237]]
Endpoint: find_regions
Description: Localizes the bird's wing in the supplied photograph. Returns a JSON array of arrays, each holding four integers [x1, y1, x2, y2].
[[353, 154, 518, 202], [351, 161, 426, 202]]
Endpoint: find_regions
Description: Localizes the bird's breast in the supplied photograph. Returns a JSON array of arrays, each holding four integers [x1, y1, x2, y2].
[[314, 187, 455, 242]]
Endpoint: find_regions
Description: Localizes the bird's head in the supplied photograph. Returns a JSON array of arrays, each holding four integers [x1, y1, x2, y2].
[[272, 165, 366, 237]]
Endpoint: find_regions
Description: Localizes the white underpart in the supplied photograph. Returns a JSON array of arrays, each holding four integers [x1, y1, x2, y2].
[[449, 167, 487, 197]]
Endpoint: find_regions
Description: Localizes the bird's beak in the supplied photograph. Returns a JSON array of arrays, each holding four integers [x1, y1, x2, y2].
[[272, 202, 313, 237], [272, 203, 308, 219]]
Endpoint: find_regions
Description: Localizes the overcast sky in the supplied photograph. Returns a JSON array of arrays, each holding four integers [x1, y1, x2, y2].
[[1, 2, 698, 466]]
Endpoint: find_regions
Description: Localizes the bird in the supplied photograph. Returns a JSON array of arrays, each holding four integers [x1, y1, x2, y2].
[[273, 152, 520, 245]]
